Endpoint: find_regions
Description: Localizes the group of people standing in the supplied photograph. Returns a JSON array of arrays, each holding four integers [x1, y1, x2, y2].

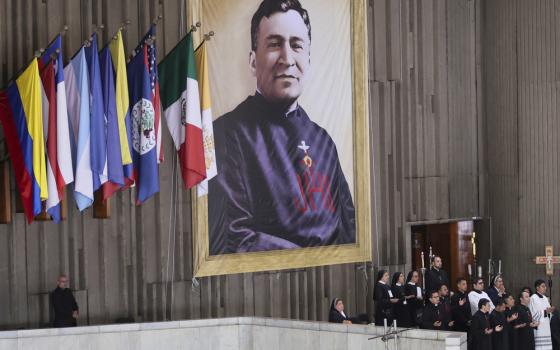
[[371, 256, 560, 350]]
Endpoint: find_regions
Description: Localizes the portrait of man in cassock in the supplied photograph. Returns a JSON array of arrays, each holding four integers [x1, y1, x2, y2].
[[208, 0, 355, 254]]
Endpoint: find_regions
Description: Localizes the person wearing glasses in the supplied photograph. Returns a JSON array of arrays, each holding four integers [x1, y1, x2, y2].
[[469, 277, 495, 316], [422, 291, 454, 330]]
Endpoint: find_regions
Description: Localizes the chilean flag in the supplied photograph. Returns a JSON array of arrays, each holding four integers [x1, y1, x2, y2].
[[126, 44, 159, 203], [41, 35, 74, 220], [39, 61, 63, 221]]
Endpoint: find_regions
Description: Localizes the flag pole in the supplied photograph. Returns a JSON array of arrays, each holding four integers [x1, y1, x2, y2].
[[99, 19, 132, 52], [83, 24, 105, 47], [194, 31, 214, 52]]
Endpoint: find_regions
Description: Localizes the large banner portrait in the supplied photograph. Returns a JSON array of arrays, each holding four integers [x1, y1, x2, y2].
[[190, 0, 371, 276]]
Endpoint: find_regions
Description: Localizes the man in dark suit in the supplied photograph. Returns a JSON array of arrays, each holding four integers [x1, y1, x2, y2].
[[209, 0, 355, 254], [51, 275, 79, 327]]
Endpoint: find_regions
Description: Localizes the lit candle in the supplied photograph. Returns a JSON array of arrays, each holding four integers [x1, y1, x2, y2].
[[468, 264, 472, 275], [421, 252, 425, 268], [478, 266, 482, 277], [488, 259, 492, 274], [498, 260, 502, 274]]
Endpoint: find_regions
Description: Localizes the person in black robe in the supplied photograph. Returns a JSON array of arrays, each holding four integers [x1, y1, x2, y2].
[[328, 298, 351, 324], [208, 0, 355, 254], [425, 256, 450, 297], [451, 277, 472, 333], [391, 272, 413, 327], [421, 291, 446, 330], [438, 284, 455, 330], [504, 293, 520, 350], [374, 270, 399, 326], [50, 275, 79, 327], [405, 271, 423, 327], [487, 275, 506, 306], [549, 309, 560, 350], [490, 297, 509, 350], [514, 290, 539, 350], [471, 298, 496, 350]]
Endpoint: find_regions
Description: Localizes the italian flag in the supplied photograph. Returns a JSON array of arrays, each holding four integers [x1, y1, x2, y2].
[[158, 33, 206, 188]]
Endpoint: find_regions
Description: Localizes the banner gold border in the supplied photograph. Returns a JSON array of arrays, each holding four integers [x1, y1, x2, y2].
[[192, 0, 371, 277]]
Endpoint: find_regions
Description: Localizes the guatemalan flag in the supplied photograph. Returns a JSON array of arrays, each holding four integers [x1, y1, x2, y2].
[[41, 35, 74, 220], [127, 44, 159, 203], [85, 33, 108, 192], [64, 48, 94, 211], [0, 59, 47, 223], [99, 46, 124, 200]]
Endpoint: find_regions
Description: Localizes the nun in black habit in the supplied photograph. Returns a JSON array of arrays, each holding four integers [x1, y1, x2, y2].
[[328, 298, 352, 324], [391, 272, 413, 327], [405, 270, 423, 326], [374, 270, 398, 326]]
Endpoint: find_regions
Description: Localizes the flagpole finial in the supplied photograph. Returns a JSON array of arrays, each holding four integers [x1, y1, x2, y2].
[[203, 31, 215, 41], [153, 14, 163, 26], [60, 25, 69, 36]]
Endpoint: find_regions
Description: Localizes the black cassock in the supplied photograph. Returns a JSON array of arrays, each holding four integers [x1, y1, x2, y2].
[[514, 304, 536, 350], [439, 296, 453, 330], [421, 303, 445, 330], [490, 310, 509, 350], [505, 307, 519, 350], [51, 287, 78, 327], [374, 282, 393, 326], [551, 310, 560, 350], [209, 93, 356, 254], [451, 291, 472, 332], [471, 310, 493, 350], [425, 267, 449, 295], [391, 284, 413, 327], [328, 309, 350, 323], [405, 282, 423, 326]]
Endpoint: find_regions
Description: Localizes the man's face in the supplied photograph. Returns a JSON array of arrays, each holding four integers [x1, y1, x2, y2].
[[430, 293, 440, 305], [439, 285, 449, 297], [481, 303, 490, 313], [250, 10, 310, 105], [474, 280, 484, 291], [457, 280, 467, 292], [506, 296, 515, 308], [434, 257, 442, 269], [537, 283, 547, 295], [520, 292, 530, 306], [57, 276, 68, 289]]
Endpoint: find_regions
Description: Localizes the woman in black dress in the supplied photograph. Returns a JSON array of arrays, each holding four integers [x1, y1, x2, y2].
[[391, 272, 413, 327], [405, 270, 423, 326], [328, 298, 351, 324], [374, 270, 398, 326]]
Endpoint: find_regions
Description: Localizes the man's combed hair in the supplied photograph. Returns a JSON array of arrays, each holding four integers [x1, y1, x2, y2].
[[251, 0, 312, 51]]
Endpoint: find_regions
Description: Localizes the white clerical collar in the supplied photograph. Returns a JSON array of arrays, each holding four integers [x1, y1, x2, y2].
[[396, 283, 402, 286], [408, 282, 416, 286], [379, 281, 386, 285]]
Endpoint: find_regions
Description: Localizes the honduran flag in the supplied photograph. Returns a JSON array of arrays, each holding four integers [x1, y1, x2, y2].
[[99, 46, 125, 201], [64, 48, 94, 211], [159, 33, 206, 189], [85, 33, 108, 192], [0, 59, 47, 223], [133, 26, 163, 164], [39, 60, 63, 221], [41, 35, 74, 220], [127, 44, 159, 203], [110, 30, 134, 187]]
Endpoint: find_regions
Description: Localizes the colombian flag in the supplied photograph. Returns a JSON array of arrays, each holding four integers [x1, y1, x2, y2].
[[0, 58, 47, 223]]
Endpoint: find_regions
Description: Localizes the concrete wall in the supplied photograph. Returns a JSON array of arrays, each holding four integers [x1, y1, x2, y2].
[[0, 318, 467, 350], [483, 0, 560, 299], [0, 0, 483, 329]]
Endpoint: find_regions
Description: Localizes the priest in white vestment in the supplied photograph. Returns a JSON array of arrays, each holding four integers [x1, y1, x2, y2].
[[530, 279, 555, 350], [468, 277, 495, 315]]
